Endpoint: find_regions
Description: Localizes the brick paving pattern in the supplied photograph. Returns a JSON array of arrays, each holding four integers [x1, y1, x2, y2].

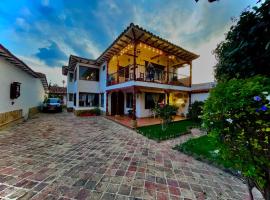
[[0, 112, 263, 199]]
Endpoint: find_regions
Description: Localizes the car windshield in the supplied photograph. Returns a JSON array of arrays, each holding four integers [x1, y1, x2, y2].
[[46, 98, 60, 103]]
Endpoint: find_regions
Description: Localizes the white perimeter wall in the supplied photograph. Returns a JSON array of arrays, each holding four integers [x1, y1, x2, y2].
[[191, 93, 209, 103], [0, 57, 45, 118]]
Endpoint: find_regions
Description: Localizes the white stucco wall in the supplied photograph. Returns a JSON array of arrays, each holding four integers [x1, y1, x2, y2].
[[191, 93, 209, 103], [0, 57, 45, 118]]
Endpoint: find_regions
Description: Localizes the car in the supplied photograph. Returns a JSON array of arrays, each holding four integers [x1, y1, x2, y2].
[[43, 98, 62, 112]]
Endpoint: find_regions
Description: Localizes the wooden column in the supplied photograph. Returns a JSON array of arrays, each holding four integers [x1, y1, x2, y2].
[[106, 92, 109, 115], [117, 57, 120, 84], [133, 42, 137, 80], [189, 61, 192, 87], [167, 92, 170, 105], [166, 57, 169, 83]]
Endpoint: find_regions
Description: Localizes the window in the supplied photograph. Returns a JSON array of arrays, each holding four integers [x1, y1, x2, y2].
[[69, 73, 74, 82], [74, 93, 76, 106], [103, 65, 106, 71], [79, 93, 99, 107], [126, 93, 133, 108], [79, 66, 99, 81], [68, 93, 73, 101], [100, 93, 104, 107], [145, 93, 165, 109]]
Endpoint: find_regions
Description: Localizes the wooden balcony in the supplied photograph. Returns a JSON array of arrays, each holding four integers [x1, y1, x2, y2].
[[107, 64, 190, 87]]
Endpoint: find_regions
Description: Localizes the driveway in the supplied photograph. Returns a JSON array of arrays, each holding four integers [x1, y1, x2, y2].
[[0, 112, 259, 200]]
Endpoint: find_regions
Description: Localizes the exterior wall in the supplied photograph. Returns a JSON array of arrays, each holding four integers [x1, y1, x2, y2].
[[191, 93, 209, 103], [0, 57, 45, 122]]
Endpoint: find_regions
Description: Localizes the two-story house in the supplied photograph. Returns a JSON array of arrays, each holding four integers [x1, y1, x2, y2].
[[62, 23, 213, 127]]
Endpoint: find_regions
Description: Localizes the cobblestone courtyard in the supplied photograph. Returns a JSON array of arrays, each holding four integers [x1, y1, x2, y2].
[[0, 113, 261, 199]]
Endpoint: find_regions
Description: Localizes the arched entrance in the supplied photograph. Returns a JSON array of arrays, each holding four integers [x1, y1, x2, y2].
[[111, 91, 124, 116]]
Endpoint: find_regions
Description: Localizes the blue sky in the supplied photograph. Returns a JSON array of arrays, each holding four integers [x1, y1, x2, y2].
[[0, 0, 259, 85]]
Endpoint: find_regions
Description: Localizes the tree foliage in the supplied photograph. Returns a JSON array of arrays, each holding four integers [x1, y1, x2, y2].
[[214, 0, 270, 82], [157, 105, 178, 131], [203, 76, 270, 199], [187, 101, 204, 122]]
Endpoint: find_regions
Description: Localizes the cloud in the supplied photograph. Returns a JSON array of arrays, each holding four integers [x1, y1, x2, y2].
[[35, 41, 67, 66], [0, 0, 258, 85], [19, 55, 65, 86]]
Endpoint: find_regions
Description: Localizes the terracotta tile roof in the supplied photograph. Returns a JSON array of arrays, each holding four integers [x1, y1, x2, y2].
[[49, 86, 67, 94], [63, 23, 200, 75], [0, 44, 49, 92]]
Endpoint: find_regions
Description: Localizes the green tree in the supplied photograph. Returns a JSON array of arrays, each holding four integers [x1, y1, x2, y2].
[[203, 76, 270, 200], [214, 0, 270, 82], [187, 101, 204, 122], [157, 105, 178, 131]]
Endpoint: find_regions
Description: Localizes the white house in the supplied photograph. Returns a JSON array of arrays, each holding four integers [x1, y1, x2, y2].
[[0, 44, 48, 127], [62, 23, 214, 127]]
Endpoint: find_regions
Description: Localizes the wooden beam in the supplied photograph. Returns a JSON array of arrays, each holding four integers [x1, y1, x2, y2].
[[120, 39, 129, 44], [144, 36, 152, 43], [124, 53, 138, 58], [150, 54, 161, 60], [131, 28, 136, 40], [150, 39, 159, 45], [156, 42, 164, 48], [136, 33, 145, 41], [124, 34, 133, 41], [115, 43, 125, 48]]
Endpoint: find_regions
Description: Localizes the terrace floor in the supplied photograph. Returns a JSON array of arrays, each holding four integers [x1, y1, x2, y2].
[[0, 112, 263, 200], [106, 115, 185, 128]]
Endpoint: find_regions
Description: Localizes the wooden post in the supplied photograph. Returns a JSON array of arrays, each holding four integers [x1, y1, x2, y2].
[[117, 56, 120, 84], [189, 61, 192, 87], [167, 92, 170, 105], [133, 42, 137, 80], [166, 56, 169, 83]]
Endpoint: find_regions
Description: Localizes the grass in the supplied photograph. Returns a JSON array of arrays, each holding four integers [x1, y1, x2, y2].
[[137, 119, 198, 141], [175, 135, 236, 169]]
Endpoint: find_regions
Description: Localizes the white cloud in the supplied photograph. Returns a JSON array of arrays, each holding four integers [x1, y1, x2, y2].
[[18, 55, 65, 86]]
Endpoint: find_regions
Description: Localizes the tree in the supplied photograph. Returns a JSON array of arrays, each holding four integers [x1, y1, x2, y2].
[[157, 105, 178, 131], [214, 0, 270, 82], [203, 76, 270, 200], [187, 101, 204, 122]]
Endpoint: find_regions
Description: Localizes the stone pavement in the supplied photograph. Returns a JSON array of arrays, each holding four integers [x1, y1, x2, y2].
[[159, 129, 206, 149], [0, 112, 263, 200]]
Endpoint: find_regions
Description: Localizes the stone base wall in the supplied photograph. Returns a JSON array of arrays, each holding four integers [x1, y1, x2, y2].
[[0, 109, 23, 128], [28, 106, 40, 118]]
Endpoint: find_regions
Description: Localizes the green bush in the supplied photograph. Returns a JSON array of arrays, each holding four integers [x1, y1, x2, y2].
[[187, 101, 204, 122], [156, 105, 178, 131], [203, 76, 270, 198], [76, 108, 101, 116]]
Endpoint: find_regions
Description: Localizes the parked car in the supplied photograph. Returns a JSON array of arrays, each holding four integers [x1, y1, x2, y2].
[[43, 98, 62, 112]]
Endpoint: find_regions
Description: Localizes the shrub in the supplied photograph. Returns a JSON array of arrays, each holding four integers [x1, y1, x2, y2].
[[156, 104, 178, 131], [187, 101, 204, 122], [203, 76, 270, 199], [76, 108, 101, 116]]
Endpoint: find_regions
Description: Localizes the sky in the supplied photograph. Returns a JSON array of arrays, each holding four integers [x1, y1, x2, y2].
[[0, 0, 259, 85]]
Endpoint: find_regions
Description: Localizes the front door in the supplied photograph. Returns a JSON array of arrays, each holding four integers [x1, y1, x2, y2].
[[111, 91, 124, 115]]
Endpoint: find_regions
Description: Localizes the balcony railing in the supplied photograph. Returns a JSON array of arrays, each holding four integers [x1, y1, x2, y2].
[[107, 64, 190, 87]]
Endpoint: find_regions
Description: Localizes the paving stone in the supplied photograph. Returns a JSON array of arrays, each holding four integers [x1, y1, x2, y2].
[[0, 113, 263, 200], [118, 184, 131, 196]]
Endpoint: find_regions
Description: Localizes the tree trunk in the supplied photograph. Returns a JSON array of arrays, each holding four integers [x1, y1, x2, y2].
[[247, 179, 254, 200], [264, 187, 270, 200]]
